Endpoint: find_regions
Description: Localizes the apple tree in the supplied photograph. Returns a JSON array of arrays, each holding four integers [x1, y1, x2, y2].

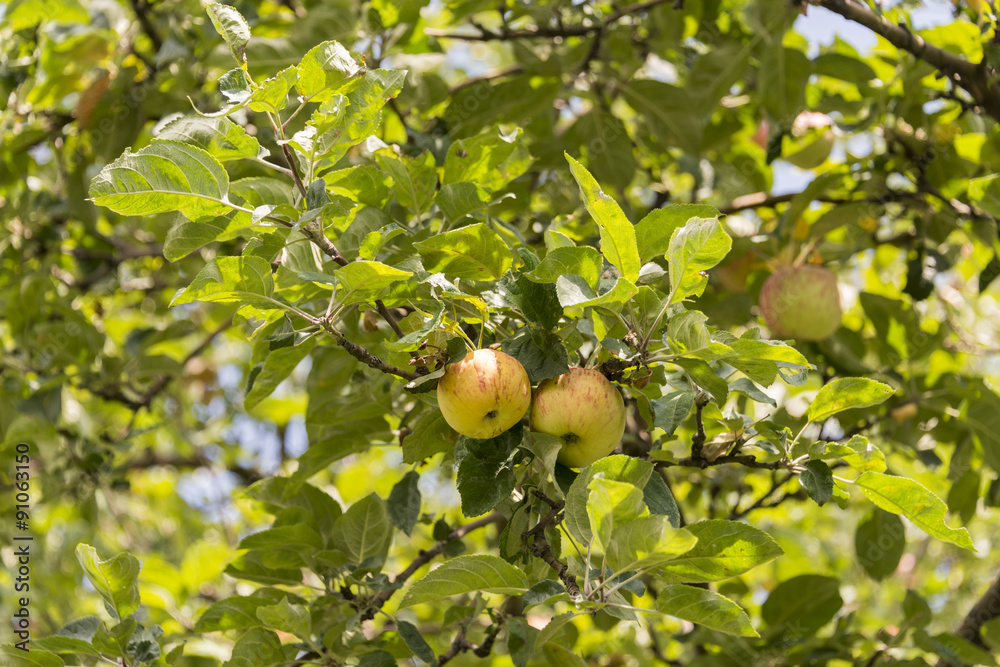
[[2, 0, 1000, 665]]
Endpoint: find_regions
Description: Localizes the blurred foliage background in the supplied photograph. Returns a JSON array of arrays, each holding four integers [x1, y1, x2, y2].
[[2, 0, 1000, 665]]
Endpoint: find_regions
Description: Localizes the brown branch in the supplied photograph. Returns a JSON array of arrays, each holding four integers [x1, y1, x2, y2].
[[320, 320, 419, 380], [127, 0, 163, 53], [359, 513, 504, 621], [689, 393, 708, 460], [727, 471, 797, 520], [956, 572, 1000, 647], [524, 507, 582, 600], [653, 452, 786, 471], [89, 316, 233, 411], [426, 0, 671, 41], [135, 316, 234, 407], [438, 618, 504, 665], [813, 0, 1000, 123], [717, 189, 910, 215], [281, 144, 309, 199], [278, 218, 407, 339], [116, 451, 262, 485]]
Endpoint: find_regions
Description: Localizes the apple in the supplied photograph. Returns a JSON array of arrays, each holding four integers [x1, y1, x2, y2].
[[759, 265, 842, 341], [436, 348, 531, 439], [531, 368, 627, 468]]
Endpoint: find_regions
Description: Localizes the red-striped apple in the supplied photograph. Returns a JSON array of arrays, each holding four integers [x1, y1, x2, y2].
[[531, 368, 626, 468], [436, 348, 531, 439], [759, 265, 842, 341]]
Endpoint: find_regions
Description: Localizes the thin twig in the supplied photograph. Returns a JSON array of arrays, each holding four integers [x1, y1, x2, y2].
[[359, 513, 504, 621]]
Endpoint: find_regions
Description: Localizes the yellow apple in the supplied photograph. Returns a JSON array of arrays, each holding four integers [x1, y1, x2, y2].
[[759, 265, 842, 341], [531, 368, 626, 468], [436, 348, 531, 439]]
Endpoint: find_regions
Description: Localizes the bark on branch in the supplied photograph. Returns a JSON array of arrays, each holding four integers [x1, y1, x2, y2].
[[814, 0, 1000, 122], [358, 513, 504, 621], [524, 506, 582, 601]]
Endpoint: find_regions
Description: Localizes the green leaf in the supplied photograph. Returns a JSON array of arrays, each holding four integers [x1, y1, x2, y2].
[[818, 434, 886, 473], [855, 508, 905, 580], [904, 589, 932, 628], [564, 455, 654, 545], [257, 597, 312, 639], [806, 378, 893, 423], [915, 629, 999, 667], [171, 256, 274, 307], [30, 636, 99, 656], [334, 260, 412, 305], [761, 574, 842, 636], [657, 585, 758, 637], [454, 426, 521, 517], [249, 66, 297, 113], [246, 338, 316, 410], [667, 217, 732, 303], [239, 523, 323, 552], [0, 645, 65, 666], [196, 595, 279, 632], [443, 128, 532, 192], [621, 81, 702, 154], [651, 391, 694, 436], [313, 69, 407, 164], [564, 110, 635, 190], [643, 473, 681, 528], [75, 544, 141, 621], [332, 494, 393, 565], [205, 1, 251, 64], [324, 164, 391, 208], [402, 410, 455, 464], [397, 620, 436, 664], [500, 328, 570, 383], [414, 223, 513, 280], [565, 153, 640, 282], [435, 182, 493, 222], [555, 275, 638, 312], [635, 204, 720, 263], [606, 515, 697, 573], [224, 628, 285, 667], [672, 358, 727, 406], [245, 478, 343, 543], [376, 149, 437, 215], [729, 378, 777, 407], [658, 520, 783, 583], [156, 116, 262, 162], [296, 41, 363, 101], [399, 555, 529, 608], [125, 625, 162, 663], [387, 471, 421, 536], [526, 246, 602, 289], [587, 477, 648, 553], [507, 617, 539, 667], [3, 0, 87, 30], [799, 460, 834, 506], [541, 642, 589, 667], [89, 140, 235, 220], [854, 472, 976, 550]]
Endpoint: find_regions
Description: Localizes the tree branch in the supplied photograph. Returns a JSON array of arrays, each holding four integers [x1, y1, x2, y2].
[[655, 452, 786, 471], [813, 0, 1000, 122], [956, 572, 1000, 647], [524, 506, 582, 601], [127, 0, 163, 53], [359, 513, 504, 621], [437, 617, 504, 665], [88, 316, 233, 412], [426, 0, 671, 41], [320, 320, 419, 380], [115, 451, 263, 485]]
